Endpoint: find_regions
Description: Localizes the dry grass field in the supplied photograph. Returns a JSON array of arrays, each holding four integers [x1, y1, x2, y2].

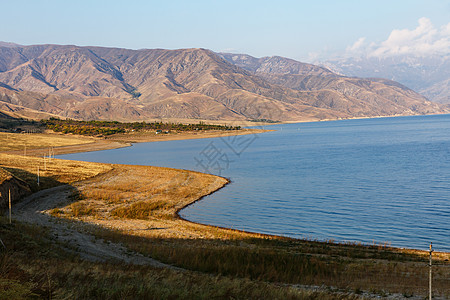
[[0, 132, 94, 152], [0, 153, 111, 192], [0, 132, 449, 299], [49, 164, 449, 297]]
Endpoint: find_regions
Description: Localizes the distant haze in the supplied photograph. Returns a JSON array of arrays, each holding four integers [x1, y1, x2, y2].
[[321, 18, 450, 104]]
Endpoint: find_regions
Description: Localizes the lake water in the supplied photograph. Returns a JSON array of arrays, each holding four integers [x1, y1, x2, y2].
[[59, 115, 450, 252]]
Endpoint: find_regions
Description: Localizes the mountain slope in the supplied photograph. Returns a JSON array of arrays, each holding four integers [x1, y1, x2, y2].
[[0, 44, 446, 122], [220, 53, 443, 117], [322, 55, 450, 104]]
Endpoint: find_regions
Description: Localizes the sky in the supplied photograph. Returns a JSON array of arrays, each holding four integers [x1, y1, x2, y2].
[[1, 0, 449, 62]]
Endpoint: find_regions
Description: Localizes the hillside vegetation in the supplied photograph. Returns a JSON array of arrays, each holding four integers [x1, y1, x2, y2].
[[41, 118, 240, 136]]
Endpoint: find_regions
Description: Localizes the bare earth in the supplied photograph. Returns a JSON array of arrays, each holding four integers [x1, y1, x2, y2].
[[12, 185, 174, 268]]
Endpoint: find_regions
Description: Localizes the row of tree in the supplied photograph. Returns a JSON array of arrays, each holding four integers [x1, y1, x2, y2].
[[41, 118, 241, 136]]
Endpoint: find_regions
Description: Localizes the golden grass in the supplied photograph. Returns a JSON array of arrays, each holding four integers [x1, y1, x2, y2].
[[0, 167, 12, 182], [24, 160, 445, 297], [1, 217, 359, 300], [0, 132, 94, 152], [55, 164, 240, 240], [0, 153, 111, 191]]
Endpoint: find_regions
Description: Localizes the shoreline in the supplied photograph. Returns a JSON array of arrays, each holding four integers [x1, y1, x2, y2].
[[3, 128, 270, 156], [176, 180, 450, 257], [3, 121, 449, 257]]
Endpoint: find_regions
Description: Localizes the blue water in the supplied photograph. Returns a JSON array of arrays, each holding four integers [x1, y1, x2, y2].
[[59, 115, 450, 252]]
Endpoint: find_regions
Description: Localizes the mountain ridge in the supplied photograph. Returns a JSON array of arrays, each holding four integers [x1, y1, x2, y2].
[[322, 55, 450, 104], [0, 43, 447, 122], [220, 53, 445, 117]]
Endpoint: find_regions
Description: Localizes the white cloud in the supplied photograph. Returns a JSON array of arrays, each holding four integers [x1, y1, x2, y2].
[[346, 37, 366, 53], [346, 18, 450, 58], [307, 51, 320, 62], [441, 23, 450, 36]]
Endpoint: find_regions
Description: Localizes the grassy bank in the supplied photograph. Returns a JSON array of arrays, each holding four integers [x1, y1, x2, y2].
[[0, 132, 449, 299], [59, 165, 450, 297], [0, 155, 362, 299], [2, 217, 356, 299], [0, 132, 94, 152]]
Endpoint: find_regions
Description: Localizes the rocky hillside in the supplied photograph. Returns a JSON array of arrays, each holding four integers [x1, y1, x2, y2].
[[0, 44, 446, 122], [322, 55, 450, 104], [220, 53, 445, 117]]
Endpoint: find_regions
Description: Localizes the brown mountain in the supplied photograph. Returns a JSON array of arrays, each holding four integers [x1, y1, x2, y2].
[[0, 44, 446, 122], [219, 53, 446, 117]]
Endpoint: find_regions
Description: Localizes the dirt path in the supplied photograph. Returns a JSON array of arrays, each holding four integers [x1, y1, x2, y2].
[[12, 185, 179, 269]]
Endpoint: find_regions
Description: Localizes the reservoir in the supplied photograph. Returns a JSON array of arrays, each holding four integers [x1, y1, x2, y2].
[[59, 114, 450, 252]]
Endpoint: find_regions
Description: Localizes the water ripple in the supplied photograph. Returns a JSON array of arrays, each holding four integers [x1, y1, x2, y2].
[[59, 115, 450, 252]]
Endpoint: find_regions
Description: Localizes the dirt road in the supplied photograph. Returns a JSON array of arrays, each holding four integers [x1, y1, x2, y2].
[[12, 184, 178, 268]]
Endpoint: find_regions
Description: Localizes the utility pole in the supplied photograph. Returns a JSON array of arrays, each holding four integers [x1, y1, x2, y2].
[[9, 189, 11, 224], [429, 242, 433, 300], [37, 166, 40, 186]]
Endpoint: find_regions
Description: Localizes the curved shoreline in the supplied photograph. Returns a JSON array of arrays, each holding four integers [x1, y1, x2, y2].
[[4, 126, 449, 257], [176, 179, 450, 256], [65, 130, 450, 257], [174, 178, 288, 240], [166, 136, 449, 257]]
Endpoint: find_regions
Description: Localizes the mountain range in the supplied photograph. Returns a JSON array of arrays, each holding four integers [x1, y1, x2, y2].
[[322, 55, 450, 104], [0, 43, 447, 122]]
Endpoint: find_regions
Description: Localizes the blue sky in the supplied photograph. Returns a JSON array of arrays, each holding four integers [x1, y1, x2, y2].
[[1, 0, 449, 61]]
